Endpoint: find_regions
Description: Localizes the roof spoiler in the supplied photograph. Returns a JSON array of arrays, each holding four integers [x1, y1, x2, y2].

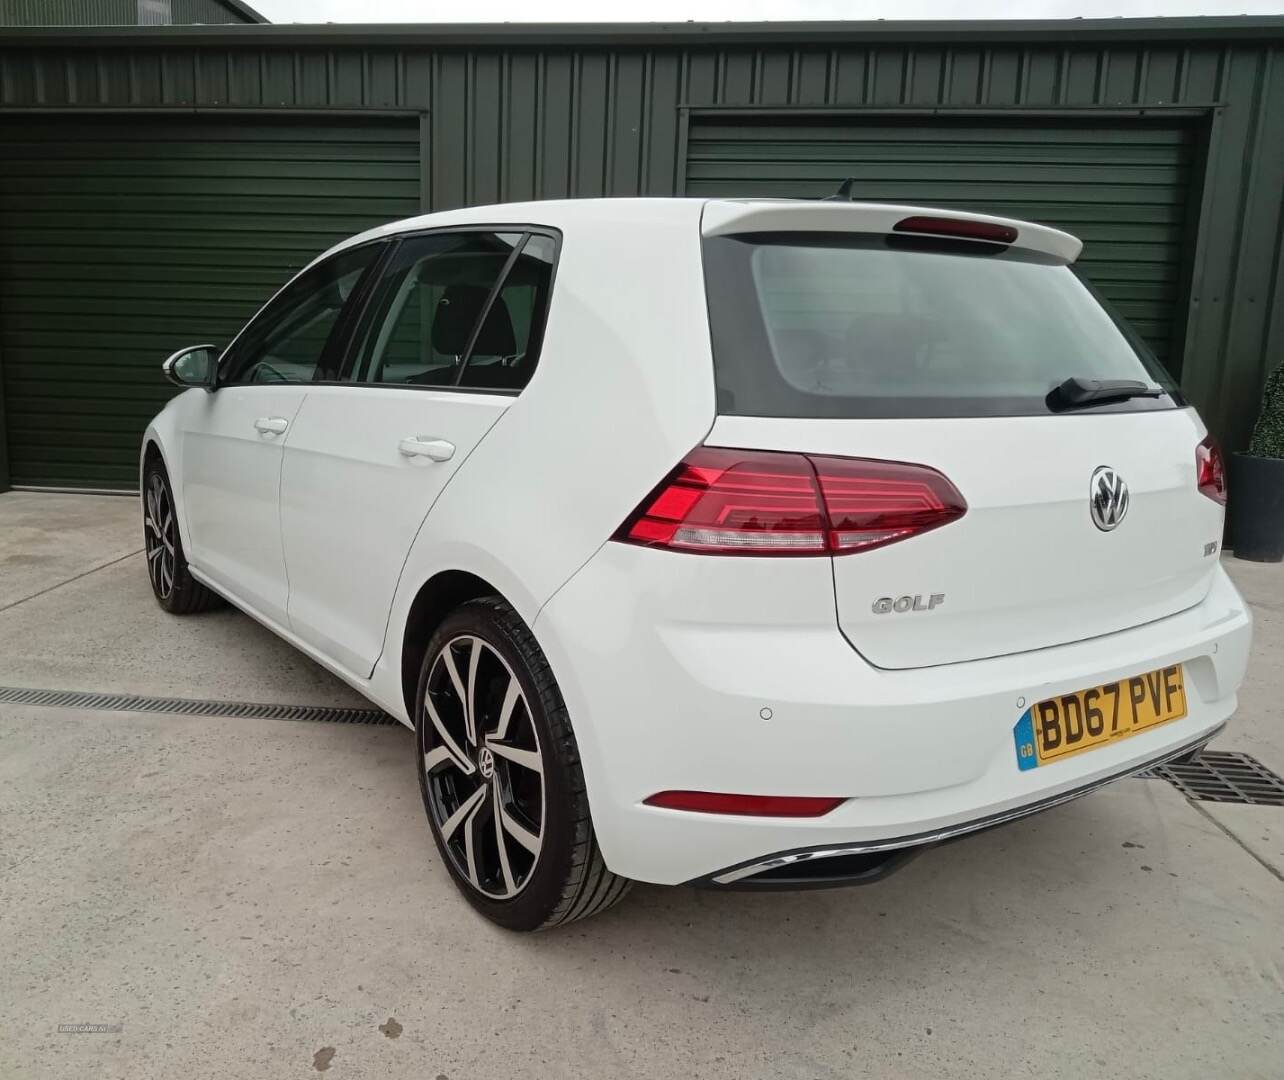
[[701, 198, 1083, 263]]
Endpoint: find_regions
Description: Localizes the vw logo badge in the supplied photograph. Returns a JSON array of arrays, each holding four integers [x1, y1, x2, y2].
[[478, 746, 495, 779], [1090, 466, 1129, 532]]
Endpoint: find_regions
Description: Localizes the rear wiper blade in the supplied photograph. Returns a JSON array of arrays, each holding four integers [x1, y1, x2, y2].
[[1050, 377, 1166, 409]]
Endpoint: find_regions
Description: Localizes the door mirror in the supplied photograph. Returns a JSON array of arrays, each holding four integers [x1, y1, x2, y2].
[[162, 345, 219, 390]]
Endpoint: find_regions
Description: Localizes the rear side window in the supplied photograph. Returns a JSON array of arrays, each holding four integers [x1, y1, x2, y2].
[[460, 234, 556, 391], [349, 229, 556, 393], [703, 232, 1180, 419]]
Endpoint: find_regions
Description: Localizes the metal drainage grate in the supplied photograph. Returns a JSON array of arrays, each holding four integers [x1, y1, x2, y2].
[[1139, 751, 1284, 806], [0, 685, 398, 726]]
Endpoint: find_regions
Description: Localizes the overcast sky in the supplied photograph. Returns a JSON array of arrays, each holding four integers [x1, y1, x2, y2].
[[253, 0, 1284, 21]]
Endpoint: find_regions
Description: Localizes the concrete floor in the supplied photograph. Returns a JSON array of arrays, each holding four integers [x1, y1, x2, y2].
[[1, 491, 1281, 1080]]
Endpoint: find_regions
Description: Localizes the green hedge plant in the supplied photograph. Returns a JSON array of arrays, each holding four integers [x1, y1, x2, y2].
[[1247, 363, 1284, 459]]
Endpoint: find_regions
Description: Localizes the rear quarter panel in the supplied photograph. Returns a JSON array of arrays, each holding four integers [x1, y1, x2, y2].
[[377, 201, 718, 678]]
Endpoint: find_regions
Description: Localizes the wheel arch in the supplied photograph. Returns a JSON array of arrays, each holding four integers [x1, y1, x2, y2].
[[140, 430, 171, 492], [140, 433, 192, 549], [139, 400, 198, 555], [399, 569, 506, 721], [141, 438, 165, 472]]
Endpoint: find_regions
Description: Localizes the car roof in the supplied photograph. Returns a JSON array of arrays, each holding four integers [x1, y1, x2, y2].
[[325, 197, 703, 253], [315, 196, 1081, 269]]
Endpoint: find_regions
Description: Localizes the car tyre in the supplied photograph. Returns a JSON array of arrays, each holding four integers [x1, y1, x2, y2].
[[142, 460, 222, 615], [415, 596, 631, 930]]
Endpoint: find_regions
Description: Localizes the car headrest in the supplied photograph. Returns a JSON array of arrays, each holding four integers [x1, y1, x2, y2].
[[431, 285, 516, 357], [471, 297, 516, 357]]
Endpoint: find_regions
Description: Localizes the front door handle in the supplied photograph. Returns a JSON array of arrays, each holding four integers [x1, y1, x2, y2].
[[254, 416, 289, 436], [398, 436, 455, 462]]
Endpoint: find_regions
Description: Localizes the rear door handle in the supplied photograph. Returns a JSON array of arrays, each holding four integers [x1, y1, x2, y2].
[[254, 416, 289, 436], [398, 436, 455, 462]]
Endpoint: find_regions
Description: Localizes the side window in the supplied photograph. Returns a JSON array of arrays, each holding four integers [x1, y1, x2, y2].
[[350, 232, 524, 387], [350, 230, 557, 393], [220, 243, 380, 386], [459, 234, 556, 392]]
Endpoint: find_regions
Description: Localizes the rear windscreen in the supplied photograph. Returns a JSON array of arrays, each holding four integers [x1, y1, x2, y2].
[[702, 232, 1181, 419]]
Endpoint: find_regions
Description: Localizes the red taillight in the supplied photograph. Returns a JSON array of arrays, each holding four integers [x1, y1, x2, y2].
[[644, 791, 844, 817], [617, 448, 828, 555], [616, 447, 966, 556], [893, 214, 1018, 245], [1196, 434, 1227, 505], [813, 455, 968, 553]]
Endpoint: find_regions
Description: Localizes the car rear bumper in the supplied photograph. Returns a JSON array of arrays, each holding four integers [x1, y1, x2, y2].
[[534, 547, 1251, 886], [692, 722, 1220, 888]]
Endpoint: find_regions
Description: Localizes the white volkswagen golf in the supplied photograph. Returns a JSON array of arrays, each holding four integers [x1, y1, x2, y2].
[[142, 197, 1252, 930]]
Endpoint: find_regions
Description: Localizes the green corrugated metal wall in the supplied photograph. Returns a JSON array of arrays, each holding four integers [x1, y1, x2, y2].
[[0, 24, 1280, 489], [0, 115, 419, 488], [685, 116, 1196, 370], [0, 0, 258, 26]]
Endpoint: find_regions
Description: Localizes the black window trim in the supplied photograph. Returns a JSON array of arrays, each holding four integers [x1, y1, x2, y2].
[[332, 222, 564, 398], [325, 238, 399, 381], [214, 238, 391, 390]]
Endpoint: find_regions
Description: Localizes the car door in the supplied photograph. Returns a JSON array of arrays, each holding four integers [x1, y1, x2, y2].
[[278, 229, 558, 677], [180, 242, 382, 624]]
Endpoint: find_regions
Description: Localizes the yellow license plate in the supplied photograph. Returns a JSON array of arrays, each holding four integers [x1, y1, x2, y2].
[[1013, 665, 1187, 771]]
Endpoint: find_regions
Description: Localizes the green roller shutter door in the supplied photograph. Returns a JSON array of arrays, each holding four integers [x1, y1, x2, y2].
[[685, 116, 1196, 371], [0, 116, 420, 490]]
